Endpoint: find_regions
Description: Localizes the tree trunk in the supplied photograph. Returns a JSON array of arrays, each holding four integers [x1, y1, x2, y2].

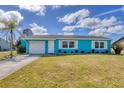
[[10, 29, 13, 58]]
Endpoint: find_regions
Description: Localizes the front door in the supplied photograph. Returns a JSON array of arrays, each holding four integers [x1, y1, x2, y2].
[[48, 40, 54, 53]]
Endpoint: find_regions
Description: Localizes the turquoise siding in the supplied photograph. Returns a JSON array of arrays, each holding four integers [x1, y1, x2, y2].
[[54, 40, 111, 54], [20, 39, 111, 54], [78, 40, 92, 52], [45, 40, 48, 54], [20, 40, 26, 49]]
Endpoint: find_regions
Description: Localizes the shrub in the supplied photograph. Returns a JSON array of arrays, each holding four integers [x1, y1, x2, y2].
[[105, 50, 109, 54], [63, 51, 67, 53], [96, 51, 99, 53], [58, 50, 61, 53], [87, 52, 91, 54], [81, 51, 84, 53], [101, 52, 105, 54], [75, 50, 78, 53], [92, 49, 95, 53], [71, 51, 73, 53], [112, 43, 124, 55], [16, 40, 26, 54]]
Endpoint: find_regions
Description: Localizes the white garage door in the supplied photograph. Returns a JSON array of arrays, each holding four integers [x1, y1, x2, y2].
[[29, 41, 45, 54]]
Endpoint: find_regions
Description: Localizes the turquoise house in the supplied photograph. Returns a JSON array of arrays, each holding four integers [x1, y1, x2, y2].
[[20, 35, 111, 55]]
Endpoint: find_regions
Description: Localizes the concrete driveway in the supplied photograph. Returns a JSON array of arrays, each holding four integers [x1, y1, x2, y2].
[[0, 55, 39, 80]]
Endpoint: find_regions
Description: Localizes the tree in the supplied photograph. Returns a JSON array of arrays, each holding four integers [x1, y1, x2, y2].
[[0, 10, 23, 58], [2, 21, 18, 58], [112, 43, 124, 55]]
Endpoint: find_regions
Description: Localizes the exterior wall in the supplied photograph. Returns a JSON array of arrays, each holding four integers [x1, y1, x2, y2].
[[21, 39, 111, 54], [78, 40, 92, 52], [54, 39, 91, 54], [55, 39, 111, 54]]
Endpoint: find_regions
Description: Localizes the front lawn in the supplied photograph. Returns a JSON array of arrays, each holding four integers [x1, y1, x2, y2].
[[0, 54, 124, 88], [0, 51, 17, 60]]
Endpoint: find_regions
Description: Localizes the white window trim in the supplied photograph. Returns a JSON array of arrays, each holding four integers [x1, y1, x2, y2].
[[92, 41, 107, 49], [59, 40, 78, 49]]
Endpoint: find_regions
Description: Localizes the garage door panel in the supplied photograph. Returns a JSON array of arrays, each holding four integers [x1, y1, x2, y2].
[[29, 41, 45, 54]]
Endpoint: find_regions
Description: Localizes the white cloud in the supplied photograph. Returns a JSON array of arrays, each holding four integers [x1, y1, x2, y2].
[[58, 7, 121, 32], [0, 23, 5, 29], [89, 25, 124, 36], [58, 7, 124, 36], [52, 5, 62, 10], [0, 9, 4, 16], [51, 5, 68, 10], [88, 28, 108, 36], [18, 5, 46, 16], [59, 8, 124, 36], [121, 6, 124, 11], [77, 17, 101, 29], [62, 16, 118, 31], [63, 32, 74, 35], [95, 6, 124, 17], [60, 14, 123, 36], [107, 25, 124, 34], [62, 25, 78, 31], [58, 32, 74, 35], [0, 9, 23, 29], [58, 9, 90, 24], [101, 16, 117, 27], [30, 23, 48, 35]]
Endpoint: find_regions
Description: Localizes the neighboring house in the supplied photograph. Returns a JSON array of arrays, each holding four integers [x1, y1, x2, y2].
[[0, 38, 10, 51], [20, 35, 111, 55], [113, 37, 124, 46]]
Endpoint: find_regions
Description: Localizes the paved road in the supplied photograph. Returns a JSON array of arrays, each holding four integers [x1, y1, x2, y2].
[[0, 55, 39, 80]]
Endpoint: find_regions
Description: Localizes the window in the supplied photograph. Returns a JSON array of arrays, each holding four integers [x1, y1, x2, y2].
[[62, 41, 68, 48], [93, 41, 106, 49], [60, 40, 77, 49], [100, 42, 105, 48], [95, 42, 99, 48], [69, 41, 75, 48]]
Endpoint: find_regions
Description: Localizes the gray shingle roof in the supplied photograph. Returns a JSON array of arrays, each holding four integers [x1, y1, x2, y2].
[[22, 35, 111, 40]]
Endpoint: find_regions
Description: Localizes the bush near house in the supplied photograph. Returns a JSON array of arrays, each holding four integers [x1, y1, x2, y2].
[[112, 43, 124, 55], [112, 36, 124, 55], [16, 40, 26, 54]]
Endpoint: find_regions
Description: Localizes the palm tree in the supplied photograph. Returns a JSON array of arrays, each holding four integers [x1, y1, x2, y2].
[[0, 21, 21, 58]]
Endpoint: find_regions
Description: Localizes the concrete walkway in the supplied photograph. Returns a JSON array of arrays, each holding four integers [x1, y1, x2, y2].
[[0, 55, 39, 80]]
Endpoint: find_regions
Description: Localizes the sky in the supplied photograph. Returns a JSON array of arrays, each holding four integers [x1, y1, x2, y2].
[[0, 5, 124, 41]]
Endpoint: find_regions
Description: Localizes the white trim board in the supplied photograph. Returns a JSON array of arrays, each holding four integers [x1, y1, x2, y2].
[[48, 40, 54, 53]]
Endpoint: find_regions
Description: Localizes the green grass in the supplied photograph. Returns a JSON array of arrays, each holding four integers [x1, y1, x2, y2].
[[0, 53, 124, 88], [0, 51, 17, 60]]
